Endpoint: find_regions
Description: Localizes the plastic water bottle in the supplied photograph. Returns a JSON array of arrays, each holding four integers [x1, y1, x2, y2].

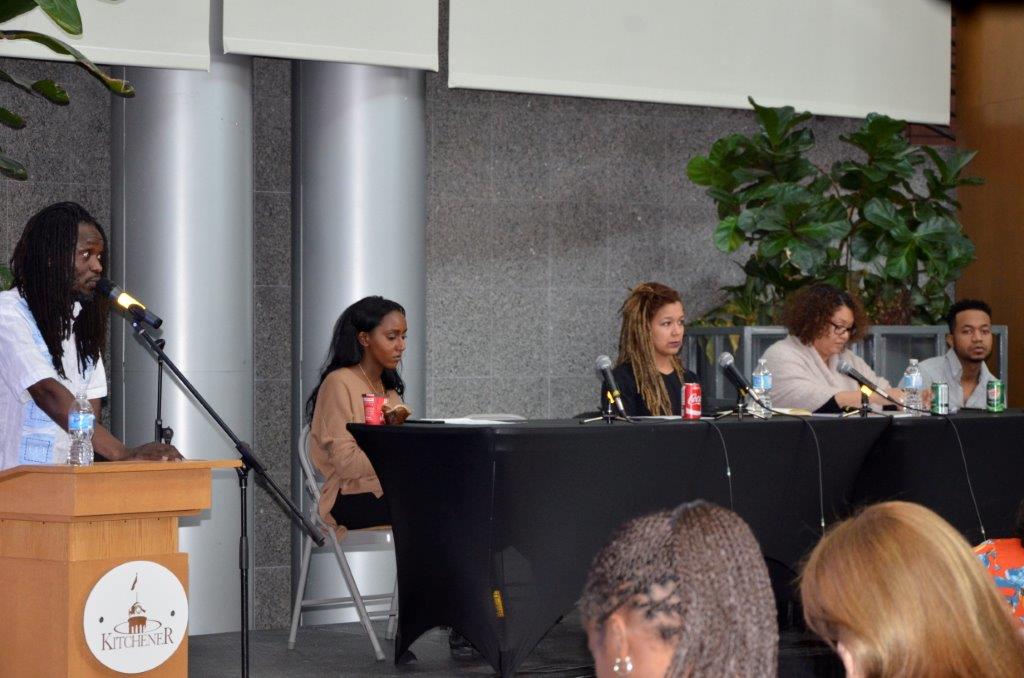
[[750, 358, 773, 418], [68, 390, 95, 466], [900, 359, 924, 416]]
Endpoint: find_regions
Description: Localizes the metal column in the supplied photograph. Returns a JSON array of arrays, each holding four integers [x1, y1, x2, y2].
[[292, 61, 426, 623], [110, 13, 254, 634]]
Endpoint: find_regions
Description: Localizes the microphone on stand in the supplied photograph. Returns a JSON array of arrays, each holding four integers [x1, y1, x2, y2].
[[837, 360, 890, 399], [96, 278, 163, 329], [718, 352, 752, 398], [595, 355, 629, 419]]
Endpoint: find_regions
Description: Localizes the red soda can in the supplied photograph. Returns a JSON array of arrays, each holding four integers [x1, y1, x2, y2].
[[362, 393, 386, 425], [683, 383, 702, 419]]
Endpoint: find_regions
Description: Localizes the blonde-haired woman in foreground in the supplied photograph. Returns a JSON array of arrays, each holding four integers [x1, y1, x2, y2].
[[800, 501, 1024, 677]]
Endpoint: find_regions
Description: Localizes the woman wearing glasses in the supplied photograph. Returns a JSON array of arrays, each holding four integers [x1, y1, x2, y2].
[[762, 283, 903, 413]]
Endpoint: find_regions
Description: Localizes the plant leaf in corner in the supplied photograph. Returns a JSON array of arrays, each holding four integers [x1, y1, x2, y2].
[[31, 78, 69, 104], [0, 29, 134, 96], [0, 106, 26, 129], [0, 150, 29, 180], [0, 0, 37, 24], [33, 0, 83, 35]]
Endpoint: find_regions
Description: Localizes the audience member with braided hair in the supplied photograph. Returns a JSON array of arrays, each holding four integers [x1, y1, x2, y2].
[[801, 501, 1024, 678], [0, 202, 181, 470], [603, 282, 700, 417], [580, 500, 778, 677]]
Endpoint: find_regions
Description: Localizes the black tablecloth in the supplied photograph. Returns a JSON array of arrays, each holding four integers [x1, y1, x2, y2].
[[853, 411, 1024, 543], [351, 412, 1024, 676]]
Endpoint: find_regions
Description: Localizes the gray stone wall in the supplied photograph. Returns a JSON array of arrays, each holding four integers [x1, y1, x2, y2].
[[420, 21, 859, 418], [251, 57, 294, 630], [0, 53, 861, 630], [0, 57, 111, 274]]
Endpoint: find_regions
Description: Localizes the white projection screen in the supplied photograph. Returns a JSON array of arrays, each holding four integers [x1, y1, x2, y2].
[[223, 0, 439, 71], [449, 0, 951, 124], [0, 0, 210, 70]]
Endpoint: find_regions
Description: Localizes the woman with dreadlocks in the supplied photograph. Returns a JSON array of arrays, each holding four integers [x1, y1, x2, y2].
[[0, 201, 180, 470], [603, 282, 699, 417], [580, 500, 778, 677]]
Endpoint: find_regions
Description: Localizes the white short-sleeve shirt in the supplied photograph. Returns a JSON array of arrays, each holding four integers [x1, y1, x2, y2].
[[0, 288, 106, 470]]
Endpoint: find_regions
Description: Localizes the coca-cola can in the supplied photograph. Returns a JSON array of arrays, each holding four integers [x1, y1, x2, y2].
[[362, 393, 386, 425], [683, 383, 702, 419]]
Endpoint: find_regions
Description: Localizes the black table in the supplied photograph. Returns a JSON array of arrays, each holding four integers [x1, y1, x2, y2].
[[351, 412, 1024, 676], [853, 411, 1024, 543]]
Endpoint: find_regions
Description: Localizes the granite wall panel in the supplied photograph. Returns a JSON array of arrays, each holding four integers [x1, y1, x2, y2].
[[251, 57, 294, 630]]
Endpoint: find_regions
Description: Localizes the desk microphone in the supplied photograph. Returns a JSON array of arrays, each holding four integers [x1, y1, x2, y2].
[[96, 278, 163, 329], [837, 360, 890, 398], [595, 355, 628, 419], [718, 352, 751, 397]]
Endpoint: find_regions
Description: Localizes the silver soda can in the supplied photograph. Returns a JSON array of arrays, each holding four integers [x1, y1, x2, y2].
[[931, 382, 949, 415]]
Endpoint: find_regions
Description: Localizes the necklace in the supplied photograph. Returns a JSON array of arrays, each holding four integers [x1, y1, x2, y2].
[[358, 364, 386, 395]]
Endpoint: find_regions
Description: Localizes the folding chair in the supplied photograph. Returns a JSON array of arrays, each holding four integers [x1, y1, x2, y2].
[[287, 427, 398, 660]]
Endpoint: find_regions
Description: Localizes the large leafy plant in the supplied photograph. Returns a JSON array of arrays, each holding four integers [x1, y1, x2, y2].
[[687, 98, 981, 325], [1, 0, 134, 180]]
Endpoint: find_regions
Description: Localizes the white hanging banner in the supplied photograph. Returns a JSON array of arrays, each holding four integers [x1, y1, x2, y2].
[[0, 0, 210, 70], [223, 0, 439, 71], [449, 0, 951, 124]]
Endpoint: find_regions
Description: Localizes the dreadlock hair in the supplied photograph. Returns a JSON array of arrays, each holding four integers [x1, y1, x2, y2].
[[10, 202, 108, 379], [305, 296, 406, 424], [616, 282, 684, 416], [580, 500, 779, 677]]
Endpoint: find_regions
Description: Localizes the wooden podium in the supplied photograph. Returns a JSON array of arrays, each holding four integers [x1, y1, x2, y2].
[[0, 460, 240, 677]]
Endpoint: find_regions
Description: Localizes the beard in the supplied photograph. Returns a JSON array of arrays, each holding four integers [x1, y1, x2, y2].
[[955, 346, 991, 364]]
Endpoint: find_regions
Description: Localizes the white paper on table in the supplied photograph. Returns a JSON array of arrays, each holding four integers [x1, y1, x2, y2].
[[437, 418, 523, 425]]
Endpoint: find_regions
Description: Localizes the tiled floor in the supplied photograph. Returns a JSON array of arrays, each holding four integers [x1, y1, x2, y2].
[[189, 617, 842, 677]]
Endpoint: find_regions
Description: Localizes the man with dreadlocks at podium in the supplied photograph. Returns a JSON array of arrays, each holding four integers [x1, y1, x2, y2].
[[0, 201, 182, 470]]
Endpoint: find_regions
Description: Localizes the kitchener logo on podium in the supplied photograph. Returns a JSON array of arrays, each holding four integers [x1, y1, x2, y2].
[[83, 560, 189, 674], [103, 573, 170, 647]]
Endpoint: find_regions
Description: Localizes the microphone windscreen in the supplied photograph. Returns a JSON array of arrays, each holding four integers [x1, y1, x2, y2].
[[96, 278, 114, 297], [718, 352, 735, 368], [837, 359, 853, 375], [595, 354, 613, 370]]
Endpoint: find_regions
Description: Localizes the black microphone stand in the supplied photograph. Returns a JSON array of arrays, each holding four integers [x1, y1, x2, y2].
[[841, 387, 875, 418], [123, 310, 324, 678], [715, 388, 766, 420], [580, 390, 632, 424], [580, 385, 635, 424], [153, 338, 174, 444]]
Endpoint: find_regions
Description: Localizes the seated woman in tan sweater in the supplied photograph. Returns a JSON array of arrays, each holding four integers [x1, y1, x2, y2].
[[305, 296, 408, 535]]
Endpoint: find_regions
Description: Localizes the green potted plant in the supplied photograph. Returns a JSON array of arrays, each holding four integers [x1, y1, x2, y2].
[[1, 0, 134, 179], [686, 97, 981, 326]]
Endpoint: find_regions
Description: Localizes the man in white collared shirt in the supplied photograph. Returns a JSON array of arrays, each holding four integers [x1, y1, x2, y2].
[[0, 202, 181, 471], [918, 299, 996, 412]]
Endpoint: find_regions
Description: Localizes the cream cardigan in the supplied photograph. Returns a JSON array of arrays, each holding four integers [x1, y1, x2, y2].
[[761, 334, 892, 411]]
